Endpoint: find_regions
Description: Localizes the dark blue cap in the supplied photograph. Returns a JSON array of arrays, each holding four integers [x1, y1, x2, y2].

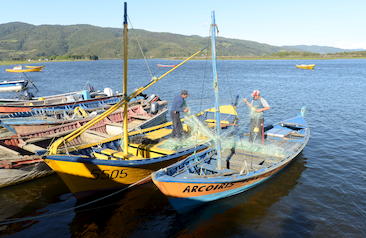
[[181, 90, 188, 95]]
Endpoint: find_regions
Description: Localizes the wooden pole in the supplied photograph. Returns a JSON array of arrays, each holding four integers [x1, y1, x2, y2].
[[211, 11, 222, 170], [122, 2, 129, 155]]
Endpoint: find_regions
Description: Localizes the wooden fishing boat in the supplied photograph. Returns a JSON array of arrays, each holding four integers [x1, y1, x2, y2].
[[0, 90, 122, 114], [42, 3, 238, 197], [5, 65, 43, 73], [0, 155, 53, 189], [2, 104, 168, 145], [152, 11, 310, 212], [0, 98, 29, 104], [0, 80, 28, 92], [296, 64, 315, 70], [0, 99, 168, 188], [0, 94, 167, 134], [152, 113, 309, 210], [157, 64, 178, 68], [43, 105, 237, 196], [0, 88, 111, 104]]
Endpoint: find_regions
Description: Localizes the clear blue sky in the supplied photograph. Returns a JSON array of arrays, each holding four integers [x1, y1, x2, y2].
[[2, 0, 366, 49]]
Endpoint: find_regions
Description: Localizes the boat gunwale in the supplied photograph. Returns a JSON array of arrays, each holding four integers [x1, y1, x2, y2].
[[0, 104, 168, 127], [45, 105, 237, 153], [0, 80, 28, 85], [43, 105, 239, 165], [0, 95, 122, 109], [44, 144, 208, 166]]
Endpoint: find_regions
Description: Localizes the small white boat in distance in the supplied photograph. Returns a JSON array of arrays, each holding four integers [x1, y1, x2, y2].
[[0, 80, 28, 92], [157, 64, 178, 68]]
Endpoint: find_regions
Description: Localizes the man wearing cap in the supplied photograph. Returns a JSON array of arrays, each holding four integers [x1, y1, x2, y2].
[[170, 90, 189, 138], [243, 90, 270, 143]]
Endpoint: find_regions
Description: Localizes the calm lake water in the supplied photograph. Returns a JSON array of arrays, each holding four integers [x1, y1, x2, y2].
[[0, 59, 365, 237]]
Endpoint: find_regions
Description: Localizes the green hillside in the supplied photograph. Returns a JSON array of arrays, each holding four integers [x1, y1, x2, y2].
[[2, 22, 364, 61], [0, 22, 283, 60]]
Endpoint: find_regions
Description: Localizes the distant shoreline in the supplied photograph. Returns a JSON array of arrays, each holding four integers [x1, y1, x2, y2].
[[0, 59, 93, 66], [165, 56, 366, 61], [1, 56, 366, 66]]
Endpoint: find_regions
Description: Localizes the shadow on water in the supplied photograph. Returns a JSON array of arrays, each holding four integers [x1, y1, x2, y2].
[[66, 154, 308, 238], [0, 59, 364, 237], [0, 174, 70, 236], [278, 205, 316, 238], [169, 154, 310, 238], [69, 183, 176, 238]]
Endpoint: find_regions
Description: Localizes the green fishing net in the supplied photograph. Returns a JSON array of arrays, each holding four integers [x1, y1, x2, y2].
[[158, 113, 285, 158], [221, 137, 285, 158], [158, 114, 215, 150]]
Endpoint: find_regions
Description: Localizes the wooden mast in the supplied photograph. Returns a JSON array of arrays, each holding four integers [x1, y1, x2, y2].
[[47, 2, 206, 155], [122, 2, 129, 155], [211, 11, 222, 170], [47, 48, 205, 155]]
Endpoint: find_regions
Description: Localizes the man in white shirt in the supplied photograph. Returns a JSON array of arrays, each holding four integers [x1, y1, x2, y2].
[[243, 90, 270, 143]]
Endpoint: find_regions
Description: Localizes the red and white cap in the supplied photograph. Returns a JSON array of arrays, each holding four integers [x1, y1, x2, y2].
[[251, 90, 260, 97]]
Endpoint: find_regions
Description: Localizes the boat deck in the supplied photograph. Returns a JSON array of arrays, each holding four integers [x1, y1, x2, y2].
[[187, 133, 305, 178], [220, 136, 303, 173]]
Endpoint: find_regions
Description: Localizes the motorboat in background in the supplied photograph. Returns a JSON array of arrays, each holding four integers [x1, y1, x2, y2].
[[296, 64, 315, 70], [5, 65, 43, 73]]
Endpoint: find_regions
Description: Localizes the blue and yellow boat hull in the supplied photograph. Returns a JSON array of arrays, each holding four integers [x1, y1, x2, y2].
[[152, 114, 310, 211], [44, 145, 205, 197], [44, 105, 238, 197]]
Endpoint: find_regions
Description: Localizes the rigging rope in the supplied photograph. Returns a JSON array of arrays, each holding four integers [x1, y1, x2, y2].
[[127, 15, 155, 79], [198, 38, 211, 113], [47, 48, 205, 155], [0, 175, 152, 226]]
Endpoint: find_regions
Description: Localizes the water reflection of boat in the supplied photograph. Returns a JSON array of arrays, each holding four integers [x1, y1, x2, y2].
[[0, 80, 28, 92], [68, 156, 307, 237], [296, 64, 315, 70], [167, 155, 308, 237], [0, 174, 71, 234]]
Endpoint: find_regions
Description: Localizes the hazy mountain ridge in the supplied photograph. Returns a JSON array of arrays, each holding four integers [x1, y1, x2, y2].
[[0, 22, 364, 60], [283, 45, 365, 54]]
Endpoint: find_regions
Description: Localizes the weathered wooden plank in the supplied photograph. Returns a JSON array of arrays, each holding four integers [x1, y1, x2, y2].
[[21, 144, 46, 153], [0, 144, 20, 155]]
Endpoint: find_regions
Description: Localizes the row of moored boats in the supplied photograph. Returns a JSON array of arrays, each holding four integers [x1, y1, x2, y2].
[[0, 4, 310, 212]]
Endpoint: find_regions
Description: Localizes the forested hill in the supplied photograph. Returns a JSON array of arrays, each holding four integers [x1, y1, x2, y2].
[[1, 22, 364, 61], [0, 22, 283, 60]]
